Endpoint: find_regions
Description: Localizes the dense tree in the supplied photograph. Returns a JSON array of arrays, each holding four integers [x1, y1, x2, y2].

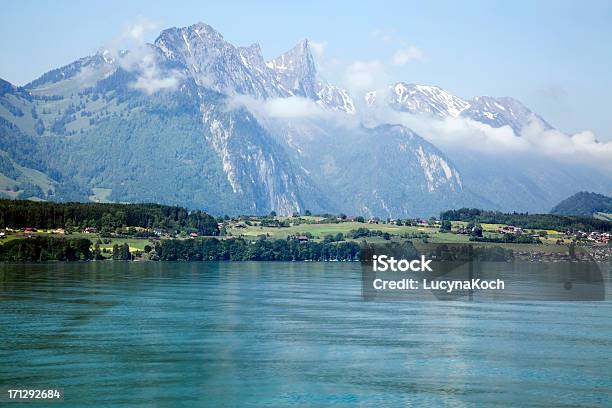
[[0, 236, 92, 261], [440, 220, 452, 232], [155, 237, 361, 262], [0, 200, 219, 235], [441, 208, 612, 232], [112, 243, 131, 260]]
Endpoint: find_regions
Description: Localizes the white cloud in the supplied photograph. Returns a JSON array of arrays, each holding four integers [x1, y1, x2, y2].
[[309, 40, 328, 59], [124, 18, 159, 43], [520, 122, 612, 166], [103, 17, 182, 95], [130, 65, 182, 95], [361, 102, 612, 170], [229, 95, 327, 119], [263, 97, 324, 119], [392, 46, 424, 66], [343, 60, 388, 94]]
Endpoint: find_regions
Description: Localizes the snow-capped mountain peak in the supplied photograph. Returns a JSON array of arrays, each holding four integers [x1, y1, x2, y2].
[[266, 39, 314, 75], [462, 95, 552, 134], [365, 82, 552, 134], [265, 39, 355, 113], [267, 39, 318, 98], [153, 24, 355, 112], [373, 82, 471, 118]]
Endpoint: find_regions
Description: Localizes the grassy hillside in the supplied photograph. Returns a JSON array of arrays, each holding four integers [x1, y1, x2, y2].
[[594, 212, 612, 221]]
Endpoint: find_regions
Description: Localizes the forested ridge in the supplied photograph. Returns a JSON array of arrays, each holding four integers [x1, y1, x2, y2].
[[550, 192, 612, 217]]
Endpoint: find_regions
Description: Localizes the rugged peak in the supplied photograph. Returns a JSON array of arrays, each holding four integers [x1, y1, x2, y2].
[[157, 22, 225, 44], [154, 22, 230, 59], [238, 43, 266, 69], [189, 21, 222, 35], [267, 39, 315, 75], [464, 95, 553, 133], [94, 48, 117, 64], [266, 39, 317, 98], [294, 39, 312, 57], [387, 82, 470, 118]]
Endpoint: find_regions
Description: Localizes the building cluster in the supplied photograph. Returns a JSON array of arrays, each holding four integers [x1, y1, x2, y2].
[[498, 225, 524, 234], [584, 231, 610, 244], [569, 230, 610, 244]]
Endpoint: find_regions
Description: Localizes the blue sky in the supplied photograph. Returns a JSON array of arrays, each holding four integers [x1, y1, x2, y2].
[[1, 0, 611, 139]]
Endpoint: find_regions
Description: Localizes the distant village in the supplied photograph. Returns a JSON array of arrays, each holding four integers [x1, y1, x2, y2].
[[2, 214, 612, 245]]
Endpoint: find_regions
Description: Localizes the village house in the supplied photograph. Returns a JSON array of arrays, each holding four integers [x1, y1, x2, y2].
[[588, 231, 601, 241], [498, 225, 523, 234], [574, 231, 588, 239]]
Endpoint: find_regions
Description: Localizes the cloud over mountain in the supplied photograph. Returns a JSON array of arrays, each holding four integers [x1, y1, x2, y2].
[[0, 21, 610, 216]]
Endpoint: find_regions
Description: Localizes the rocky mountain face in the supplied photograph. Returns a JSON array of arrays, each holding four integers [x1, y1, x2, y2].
[[0, 22, 609, 216], [366, 82, 551, 134]]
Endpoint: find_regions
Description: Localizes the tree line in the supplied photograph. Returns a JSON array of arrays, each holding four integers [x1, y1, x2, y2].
[[154, 237, 361, 262], [440, 208, 612, 232], [0, 200, 219, 235], [0, 236, 362, 262], [0, 236, 92, 262]]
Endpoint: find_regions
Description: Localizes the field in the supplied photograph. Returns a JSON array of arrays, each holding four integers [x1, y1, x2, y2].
[[226, 219, 571, 250], [228, 221, 438, 240], [595, 212, 612, 222], [0, 216, 579, 258]]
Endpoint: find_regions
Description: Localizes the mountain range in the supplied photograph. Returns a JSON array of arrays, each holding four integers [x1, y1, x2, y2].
[[0, 22, 610, 217]]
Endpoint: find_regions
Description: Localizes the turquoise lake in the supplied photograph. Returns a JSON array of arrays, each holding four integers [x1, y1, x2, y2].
[[1, 262, 611, 407]]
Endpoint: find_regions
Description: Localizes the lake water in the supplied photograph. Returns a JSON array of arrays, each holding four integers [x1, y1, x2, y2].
[[1, 262, 611, 407]]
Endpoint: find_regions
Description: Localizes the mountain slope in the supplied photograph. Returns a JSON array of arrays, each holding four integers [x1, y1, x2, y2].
[[1, 22, 470, 216], [259, 116, 490, 217], [0, 21, 609, 217], [551, 192, 612, 217]]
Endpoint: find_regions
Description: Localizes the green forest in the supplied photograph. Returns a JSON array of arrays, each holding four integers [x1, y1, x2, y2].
[[0, 199, 219, 235], [440, 208, 612, 232], [154, 237, 361, 262], [0, 235, 361, 262], [1, 200, 611, 263]]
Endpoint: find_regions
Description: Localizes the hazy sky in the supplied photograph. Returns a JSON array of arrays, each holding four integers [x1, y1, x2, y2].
[[1, 0, 611, 140]]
